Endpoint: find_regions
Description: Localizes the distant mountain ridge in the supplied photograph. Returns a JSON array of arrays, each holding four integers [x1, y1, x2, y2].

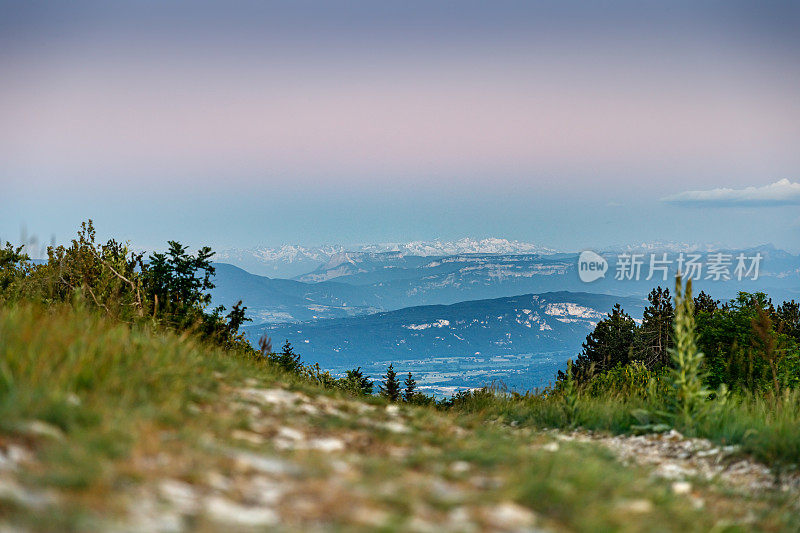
[[216, 237, 790, 280], [215, 245, 346, 278], [358, 237, 557, 257], [216, 238, 557, 277], [209, 263, 383, 324], [242, 291, 647, 367], [211, 245, 799, 325]]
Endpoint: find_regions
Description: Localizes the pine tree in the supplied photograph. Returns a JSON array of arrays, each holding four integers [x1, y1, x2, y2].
[[380, 363, 401, 402], [569, 303, 636, 381], [635, 287, 674, 369], [774, 300, 800, 343], [403, 372, 417, 402], [693, 291, 719, 316], [271, 339, 302, 373]]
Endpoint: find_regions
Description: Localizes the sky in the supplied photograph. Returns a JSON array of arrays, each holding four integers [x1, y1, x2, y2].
[[1, 1, 799, 253]]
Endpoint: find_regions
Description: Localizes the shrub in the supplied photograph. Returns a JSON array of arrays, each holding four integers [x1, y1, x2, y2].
[[267, 340, 303, 374], [585, 361, 659, 398], [339, 367, 374, 396]]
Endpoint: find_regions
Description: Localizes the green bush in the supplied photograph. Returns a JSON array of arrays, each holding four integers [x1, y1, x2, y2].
[[584, 361, 662, 399], [1, 221, 254, 349]]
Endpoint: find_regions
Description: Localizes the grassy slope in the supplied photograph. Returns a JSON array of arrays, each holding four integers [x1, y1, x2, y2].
[[1, 305, 798, 531], [452, 383, 800, 469]]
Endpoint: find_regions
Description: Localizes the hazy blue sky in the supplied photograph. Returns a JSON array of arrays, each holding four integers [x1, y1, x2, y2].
[[1, 1, 798, 252]]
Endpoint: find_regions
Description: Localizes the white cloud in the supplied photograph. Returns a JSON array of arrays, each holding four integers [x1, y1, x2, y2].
[[661, 179, 800, 207]]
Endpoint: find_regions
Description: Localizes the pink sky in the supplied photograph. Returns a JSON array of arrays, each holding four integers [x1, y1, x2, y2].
[[2, 33, 798, 191], [1, 2, 798, 250]]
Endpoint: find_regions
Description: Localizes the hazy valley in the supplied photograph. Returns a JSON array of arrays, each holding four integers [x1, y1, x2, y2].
[[208, 239, 800, 393]]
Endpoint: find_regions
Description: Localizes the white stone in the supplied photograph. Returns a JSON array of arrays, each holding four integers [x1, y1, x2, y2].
[[0, 445, 32, 471], [299, 403, 320, 415], [239, 388, 305, 407], [429, 479, 465, 504], [204, 496, 279, 526], [484, 501, 537, 529], [277, 427, 305, 441], [447, 506, 478, 532], [352, 506, 389, 527], [382, 421, 410, 434], [450, 461, 471, 474], [671, 481, 692, 495], [541, 442, 560, 452], [308, 438, 346, 452], [231, 430, 265, 445], [656, 462, 696, 480], [0, 478, 53, 509], [616, 499, 653, 514], [0, 524, 28, 533], [159, 479, 200, 515], [20, 421, 64, 441], [66, 393, 81, 406], [126, 492, 183, 533], [244, 476, 286, 506], [406, 515, 439, 533], [229, 450, 298, 475], [664, 429, 684, 441], [349, 402, 376, 414], [690, 495, 705, 509]]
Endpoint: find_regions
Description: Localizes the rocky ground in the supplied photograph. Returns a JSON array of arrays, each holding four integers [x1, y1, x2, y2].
[[2, 381, 799, 532], [2, 382, 540, 532], [562, 429, 800, 496]]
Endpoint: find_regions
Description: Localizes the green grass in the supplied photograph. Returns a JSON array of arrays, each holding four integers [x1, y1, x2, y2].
[[0, 304, 287, 492], [443, 387, 800, 469], [696, 390, 800, 468], [1, 304, 799, 531]]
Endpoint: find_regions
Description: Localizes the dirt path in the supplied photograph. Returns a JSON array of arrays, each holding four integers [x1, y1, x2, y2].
[[557, 428, 800, 496], [3, 385, 799, 531]]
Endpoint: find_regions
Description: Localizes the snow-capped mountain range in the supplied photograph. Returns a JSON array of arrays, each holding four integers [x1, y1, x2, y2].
[[216, 237, 752, 279], [215, 244, 345, 278], [216, 238, 557, 277], [602, 241, 725, 254], [359, 237, 557, 257]]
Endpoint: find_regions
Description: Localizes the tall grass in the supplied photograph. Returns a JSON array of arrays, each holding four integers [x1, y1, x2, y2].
[[0, 303, 283, 491], [665, 277, 715, 431], [1, 305, 247, 426], [698, 389, 800, 468]]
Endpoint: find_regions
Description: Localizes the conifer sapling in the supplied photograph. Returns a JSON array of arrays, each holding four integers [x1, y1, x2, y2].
[[380, 363, 401, 402], [403, 372, 417, 402]]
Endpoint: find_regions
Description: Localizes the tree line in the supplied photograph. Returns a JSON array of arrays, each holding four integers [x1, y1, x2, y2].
[[1, 221, 252, 347], [260, 336, 432, 404], [561, 285, 800, 394]]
